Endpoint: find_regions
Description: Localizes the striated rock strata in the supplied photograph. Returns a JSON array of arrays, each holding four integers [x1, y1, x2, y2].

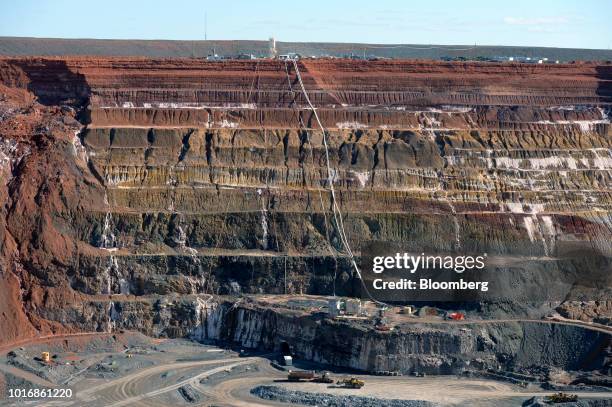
[[0, 57, 610, 374]]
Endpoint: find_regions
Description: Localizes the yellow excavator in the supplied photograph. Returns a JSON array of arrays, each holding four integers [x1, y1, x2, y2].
[[546, 393, 578, 403], [336, 377, 365, 389]]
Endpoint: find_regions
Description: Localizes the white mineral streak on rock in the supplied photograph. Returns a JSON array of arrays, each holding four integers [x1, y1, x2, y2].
[[229, 281, 242, 294], [118, 278, 130, 295], [106, 302, 117, 333], [516, 204, 552, 256], [523, 217, 536, 243], [423, 114, 441, 128], [219, 120, 239, 128], [352, 171, 370, 188], [257, 188, 269, 249], [71, 130, 89, 163], [336, 121, 368, 129], [99, 190, 122, 299], [174, 222, 201, 269], [446, 199, 461, 250], [427, 106, 473, 114], [190, 298, 224, 341], [591, 149, 612, 170], [232, 308, 264, 348], [506, 203, 524, 214], [109, 102, 259, 109], [0, 138, 29, 179], [0, 139, 16, 174], [494, 156, 579, 170], [536, 118, 609, 133]]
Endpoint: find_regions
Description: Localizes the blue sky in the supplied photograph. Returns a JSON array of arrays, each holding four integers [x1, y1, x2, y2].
[[1, 0, 610, 49]]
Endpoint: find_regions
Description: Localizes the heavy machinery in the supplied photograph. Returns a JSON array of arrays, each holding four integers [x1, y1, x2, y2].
[[287, 370, 315, 381], [546, 393, 578, 403], [41, 352, 50, 363], [374, 316, 392, 331], [447, 312, 465, 321], [288, 370, 334, 383], [337, 377, 365, 389]]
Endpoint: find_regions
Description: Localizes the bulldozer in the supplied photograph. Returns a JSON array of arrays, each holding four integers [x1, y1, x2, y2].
[[337, 377, 365, 389]]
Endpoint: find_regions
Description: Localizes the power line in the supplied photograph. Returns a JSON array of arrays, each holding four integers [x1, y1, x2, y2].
[[291, 60, 389, 307], [284, 60, 339, 295]]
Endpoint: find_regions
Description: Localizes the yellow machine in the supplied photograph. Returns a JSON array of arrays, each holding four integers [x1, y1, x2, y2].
[[41, 352, 50, 363], [546, 393, 578, 403], [337, 377, 365, 389]]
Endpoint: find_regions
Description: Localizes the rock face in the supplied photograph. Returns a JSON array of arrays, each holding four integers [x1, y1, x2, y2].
[[194, 301, 611, 376], [0, 57, 610, 367]]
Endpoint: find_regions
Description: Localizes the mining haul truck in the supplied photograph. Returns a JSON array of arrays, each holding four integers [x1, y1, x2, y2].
[[288, 370, 315, 381], [288, 370, 334, 383], [312, 371, 334, 383]]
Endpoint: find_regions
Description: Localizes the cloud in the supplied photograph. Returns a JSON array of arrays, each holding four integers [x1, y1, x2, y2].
[[503, 16, 569, 26], [526, 26, 558, 33]]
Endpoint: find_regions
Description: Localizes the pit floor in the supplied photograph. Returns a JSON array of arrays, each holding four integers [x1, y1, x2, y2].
[[0, 332, 610, 407]]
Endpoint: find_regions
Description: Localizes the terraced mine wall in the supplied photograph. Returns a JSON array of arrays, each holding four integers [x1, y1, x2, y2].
[[0, 57, 610, 374], [36, 295, 609, 376]]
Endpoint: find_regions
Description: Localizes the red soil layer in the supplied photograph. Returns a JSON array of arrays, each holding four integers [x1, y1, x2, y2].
[[0, 57, 609, 107], [0, 78, 102, 345]]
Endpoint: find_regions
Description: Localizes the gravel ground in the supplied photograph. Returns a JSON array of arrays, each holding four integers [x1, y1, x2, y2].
[[177, 384, 202, 403], [251, 385, 440, 407], [523, 396, 612, 406]]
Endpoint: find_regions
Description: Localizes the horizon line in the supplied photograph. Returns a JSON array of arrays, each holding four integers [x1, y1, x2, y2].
[[0, 36, 610, 52]]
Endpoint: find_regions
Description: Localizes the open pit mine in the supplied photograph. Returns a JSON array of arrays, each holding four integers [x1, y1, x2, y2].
[[0, 57, 611, 406]]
